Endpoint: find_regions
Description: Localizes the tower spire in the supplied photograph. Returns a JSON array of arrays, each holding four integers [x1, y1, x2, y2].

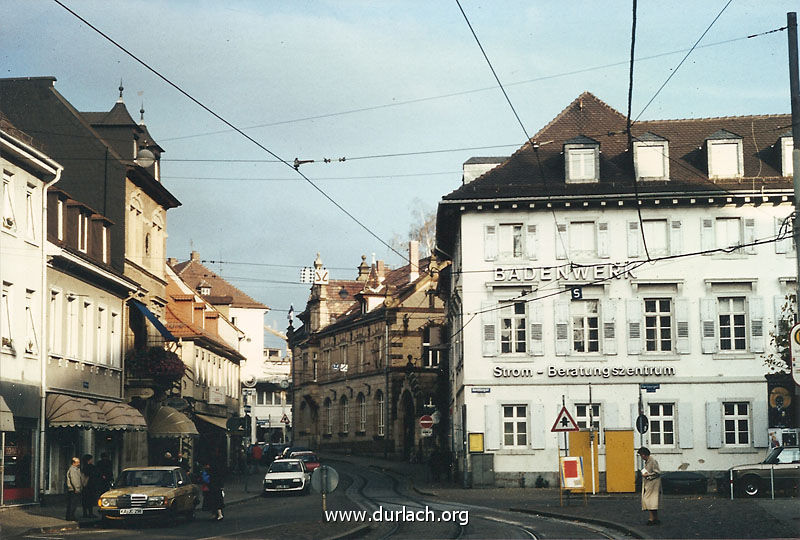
[[117, 79, 124, 103]]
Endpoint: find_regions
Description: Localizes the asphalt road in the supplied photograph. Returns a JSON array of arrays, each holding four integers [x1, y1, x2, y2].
[[15, 462, 633, 539]]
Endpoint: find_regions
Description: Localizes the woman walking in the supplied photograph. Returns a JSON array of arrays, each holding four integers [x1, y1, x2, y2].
[[207, 463, 225, 521], [638, 447, 662, 526]]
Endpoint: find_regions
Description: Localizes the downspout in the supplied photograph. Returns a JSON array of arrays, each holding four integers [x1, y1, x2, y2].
[[39, 165, 62, 501], [384, 320, 389, 458]]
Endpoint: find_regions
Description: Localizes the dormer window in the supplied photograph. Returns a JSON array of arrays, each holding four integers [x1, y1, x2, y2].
[[564, 135, 600, 183], [197, 280, 211, 296], [633, 132, 669, 181], [706, 130, 743, 179], [780, 133, 794, 177]]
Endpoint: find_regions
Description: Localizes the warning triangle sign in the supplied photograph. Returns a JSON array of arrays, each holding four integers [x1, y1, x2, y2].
[[280, 413, 290, 424], [551, 406, 580, 432]]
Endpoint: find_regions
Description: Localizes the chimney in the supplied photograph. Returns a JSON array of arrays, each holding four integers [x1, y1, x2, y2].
[[166, 257, 177, 267], [408, 241, 419, 283], [376, 260, 385, 283], [190, 250, 200, 262]]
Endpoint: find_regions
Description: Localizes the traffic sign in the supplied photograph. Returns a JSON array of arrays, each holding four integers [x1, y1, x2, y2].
[[635, 414, 649, 434], [419, 415, 434, 429], [790, 323, 800, 386], [311, 465, 339, 494], [280, 413, 290, 424], [421, 427, 433, 437], [551, 406, 580, 432]]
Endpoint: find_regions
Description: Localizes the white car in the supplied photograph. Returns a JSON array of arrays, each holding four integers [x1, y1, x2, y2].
[[263, 458, 311, 495]]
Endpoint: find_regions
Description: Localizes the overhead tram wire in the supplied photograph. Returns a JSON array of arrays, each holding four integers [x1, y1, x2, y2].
[[52, 0, 409, 264], [455, 0, 573, 268]]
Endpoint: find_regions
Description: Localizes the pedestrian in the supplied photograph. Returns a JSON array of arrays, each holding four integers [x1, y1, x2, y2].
[[65, 457, 83, 521], [206, 463, 225, 521], [97, 453, 113, 493], [163, 451, 175, 466], [176, 452, 190, 472], [638, 446, 662, 526], [80, 454, 100, 518]]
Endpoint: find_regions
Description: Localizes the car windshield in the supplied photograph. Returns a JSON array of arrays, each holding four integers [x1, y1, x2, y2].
[[117, 470, 175, 488], [298, 454, 318, 463], [269, 462, 302, 473]]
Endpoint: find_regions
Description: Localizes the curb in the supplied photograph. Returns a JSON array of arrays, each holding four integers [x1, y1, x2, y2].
[[509, 507, 645, 539], [324, 523, 371, 540]]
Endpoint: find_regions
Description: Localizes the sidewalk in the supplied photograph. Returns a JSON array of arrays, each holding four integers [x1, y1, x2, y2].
[[0, 468, 265, 539], [323, 452, 800, 539]]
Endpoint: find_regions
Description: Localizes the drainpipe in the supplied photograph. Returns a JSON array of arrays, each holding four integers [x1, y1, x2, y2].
[[39, 165, 62, 502], [384, 320, 389, 458]]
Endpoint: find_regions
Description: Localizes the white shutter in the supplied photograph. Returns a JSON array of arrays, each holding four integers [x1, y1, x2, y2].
[[484, 225, 497, 261], [597, 222, 610, 258], [602, 299, 617, 355], [555, 223, 568, 260], [749, 296, 765, 353], [481, 301, 497, 357], [675, 298, 690, 354], [752, 400, 768, 448], [554, 300, 569, 356], [706, 402, 722, 449], [604, 402, 619, 430], [526, 224, 538, 260], [528, 301, 544, 356], [531, 403, 546, 449], [775, 216, 791, 254], [485, 404, 500, 450], [701, 218, 715, 253], [627, 221, 640, 258], [700, 298, 718, 354], [670, 220, 683, 255], [630, 403, 640, 430], [678, 402, 694, 449], [626, 299, 642, 355], [743, 218, 756, 254]]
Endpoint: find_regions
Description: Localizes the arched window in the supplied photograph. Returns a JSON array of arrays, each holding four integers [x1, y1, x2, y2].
[[128, 192, 143, 256], [375, 390, 385, 436], [357, 393, 367, 432], [340, 396, 349, 433], [324, 398, 332, 435]]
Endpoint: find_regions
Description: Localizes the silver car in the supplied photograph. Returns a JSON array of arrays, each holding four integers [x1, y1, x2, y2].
[[723, 446, 800, 497]]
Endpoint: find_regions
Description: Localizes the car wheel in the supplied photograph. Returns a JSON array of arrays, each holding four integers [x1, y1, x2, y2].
[[740, 475, 761, 497]]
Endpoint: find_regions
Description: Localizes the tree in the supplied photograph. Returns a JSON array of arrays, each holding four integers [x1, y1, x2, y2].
[[764, 294, 796, 373], [391, 198, 436, 258]]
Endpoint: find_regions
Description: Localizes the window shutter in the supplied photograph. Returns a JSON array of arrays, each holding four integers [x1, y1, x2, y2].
[[626, 299, 642, 355], [484, 225, 497, 261], [752, 400, 768, 448], [602, 299, 617, 355], [670, 220, 683, 255], [604, 402, 619, 430], [630, 403, 640, 430], [528, 301, 544, 356], [749, 296, 764, 353], [597, 222, 609, 258], [484, 404, 500, 450], [678, 402, 694, 449], [700, 298, 718, 354], [705, 402, 722, 449], [531, 403, 546, 449], [701, 218, 715, 253], [526, 224, 538, 260], [627, 221, 640, 258], [675, 298, 690, 354], [554, 300, 569, 356], [743, 218, 756, 254], [555, 223, 568, 260], [481, 301, 497, 357], [775, 216, 791, 254]]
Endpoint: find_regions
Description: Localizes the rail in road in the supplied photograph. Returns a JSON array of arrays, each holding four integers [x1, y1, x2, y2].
[[330, 459, 634, 540]]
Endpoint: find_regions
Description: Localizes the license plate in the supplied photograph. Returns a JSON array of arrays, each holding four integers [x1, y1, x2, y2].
[[120, 508, 143, 515]]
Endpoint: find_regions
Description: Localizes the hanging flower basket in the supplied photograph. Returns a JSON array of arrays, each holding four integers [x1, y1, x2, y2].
[[126, 347, 185, 387]]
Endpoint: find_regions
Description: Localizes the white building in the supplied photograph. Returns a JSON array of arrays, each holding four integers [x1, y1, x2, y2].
[[435, 92, 796, 487]]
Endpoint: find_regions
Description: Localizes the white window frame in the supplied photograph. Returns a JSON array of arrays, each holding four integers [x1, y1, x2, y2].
[[2, 173, 17, 232], [325, 399, 332, 435], [377, 391, 385, 436], [781, 136, 794, 177], [49, 290, 62, 355], [565, 146, 599, 183], [644, 298, 673, 353], [707, 139, 743, 179], [358, 394, 367, 432], [24, 289, 37, 355], [422, 327, 441, 368], [341, 396, 349, 433], [641, 219, 669, 256], [568, 221, 597, 258], [57, 199, 64, 240], [97, 305, 108, 364], [502, 404, 528, 447], [722, 401, 750, 447], [1, 283, 12, 350], [572, 299, 600, 353], [25, 185, 36, 242], [101, 224, 109, 263], [499, 301, 527, 355], [648, 402, 676, 448], [77, 211, 89, 253], [82, 300, 93, 361], [66, 293, 78, 358], [498, 223, 524, 259], [575, 403, 603, 444], [634, 141, 669, 180], [718, 296, 747, 351]]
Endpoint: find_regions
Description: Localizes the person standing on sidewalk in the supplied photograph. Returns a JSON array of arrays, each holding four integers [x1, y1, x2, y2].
[[206, 463, 225, 521], [638, 447, 662, 526], [65, 457, 84, 521], [80, 454, 100, 518]]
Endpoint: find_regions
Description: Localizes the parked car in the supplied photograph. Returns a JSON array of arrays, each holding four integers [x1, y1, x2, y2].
[[718, 446, 800, 497], [263, 458, 311, 495], [97, 466, 199, 523], [290, 451, 320, 472], [280, 445, 311, 459], [660, 471, 708, 494]]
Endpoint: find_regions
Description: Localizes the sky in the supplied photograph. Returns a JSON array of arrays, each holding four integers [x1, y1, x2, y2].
[[2, 0, 797, 346]]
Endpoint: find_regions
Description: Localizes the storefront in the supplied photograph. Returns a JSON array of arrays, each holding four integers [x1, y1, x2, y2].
[[1, 385, 41, 505], [147, 406, 198, 468]]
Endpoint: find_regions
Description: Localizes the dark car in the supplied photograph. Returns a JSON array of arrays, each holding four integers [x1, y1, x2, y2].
[[660, 471, 708, 494], [718, 446, 800, 497]]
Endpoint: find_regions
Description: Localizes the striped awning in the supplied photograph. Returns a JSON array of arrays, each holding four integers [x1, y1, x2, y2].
[[96, 400, 147, 431], [45, 394, 107, 429], [0, 395, 14, 432], [148, 406, 198, 438]]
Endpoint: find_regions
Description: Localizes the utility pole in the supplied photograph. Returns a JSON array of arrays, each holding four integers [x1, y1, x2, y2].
[[789, 12, 800, 302]]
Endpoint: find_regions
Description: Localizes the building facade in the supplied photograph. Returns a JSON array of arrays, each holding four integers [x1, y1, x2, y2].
[[289, 246, 449, 459], [436, 92, 797, 487]]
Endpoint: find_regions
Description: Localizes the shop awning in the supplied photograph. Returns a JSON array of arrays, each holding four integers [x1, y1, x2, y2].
[[96, 400, 147, 431], [148, 406, 198, 438], [196, 413, 229, 431], [129, 299, 176, 342], [0, 395, 14, 432], [45, 394, 107, 429]]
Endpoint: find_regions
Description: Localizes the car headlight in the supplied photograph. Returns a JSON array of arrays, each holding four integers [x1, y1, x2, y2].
[[147, 496, 166, 507], [292, 478, 301, 483], [264, 479, 273, 485], [100, 497, 116, 507]]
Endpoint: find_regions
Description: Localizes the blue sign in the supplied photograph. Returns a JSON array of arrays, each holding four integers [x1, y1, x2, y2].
[[471, 387, 491, 393], [640, 383, 660, 393]]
